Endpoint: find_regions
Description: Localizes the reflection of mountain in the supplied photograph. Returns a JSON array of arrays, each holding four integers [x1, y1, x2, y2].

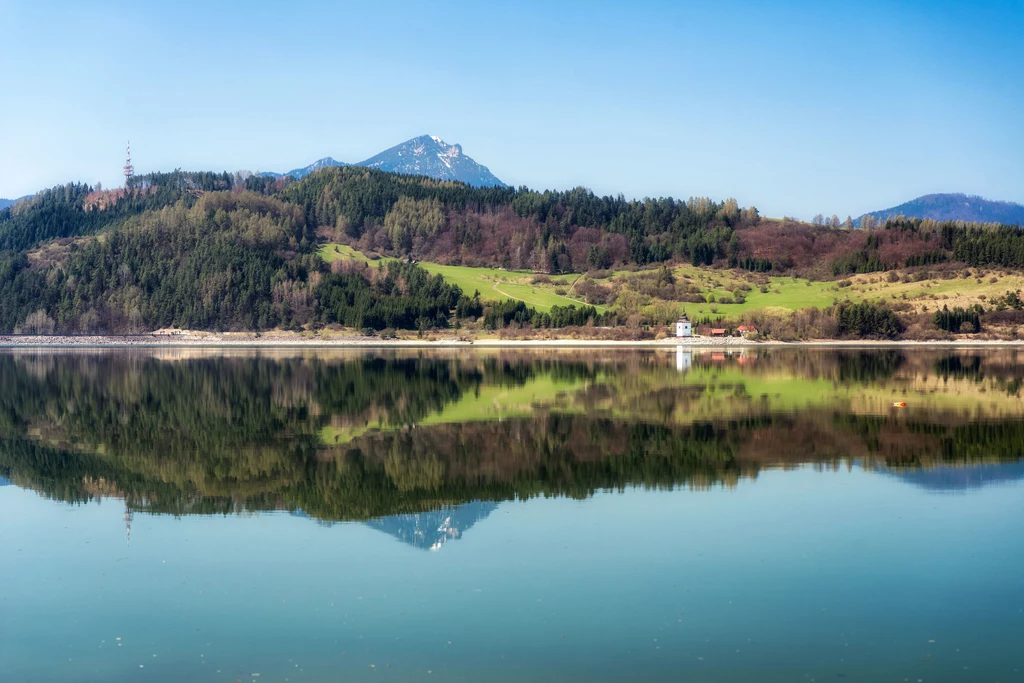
[[881, 463, 1024, 492], [365, 502, 499, 550]]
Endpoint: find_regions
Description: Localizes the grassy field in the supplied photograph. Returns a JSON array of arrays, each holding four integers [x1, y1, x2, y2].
[[836, 270, 1024, 313], [317, 243, 1024, 319], [671, 266, 840, 315], [318, 243, 378, 266], [317, 243, 599, 313], [631, 264, 1024, 319]]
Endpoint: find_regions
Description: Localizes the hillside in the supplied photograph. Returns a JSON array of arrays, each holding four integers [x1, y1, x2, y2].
[[3, 166, 1024, 339], [858, 193, 1024, 226], [261, 135, 505, 187]]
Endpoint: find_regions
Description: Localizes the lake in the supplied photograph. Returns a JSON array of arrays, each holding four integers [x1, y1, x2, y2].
[[1, 347, 1023, 682]]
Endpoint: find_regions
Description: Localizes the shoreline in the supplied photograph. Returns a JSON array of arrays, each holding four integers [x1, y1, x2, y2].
[[2, 334, 1023, 349]]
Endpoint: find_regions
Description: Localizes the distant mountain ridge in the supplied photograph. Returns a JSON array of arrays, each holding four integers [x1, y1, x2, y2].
[[857, 193, 1024, 226], [0, 195, 31, 211], [274, 156, 348, 180], [261, 135, 505, 187]]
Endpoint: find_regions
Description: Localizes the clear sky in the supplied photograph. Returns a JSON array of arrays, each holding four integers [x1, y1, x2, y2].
[[1, 0, 1021, 218]]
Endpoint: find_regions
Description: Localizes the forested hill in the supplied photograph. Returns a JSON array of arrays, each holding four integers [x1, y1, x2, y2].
[[273, 166, 1024, 275], [0, 171, 236, 252], [3, 165, 1024, 336], [275, 165, 752, 269], [857, 193, 1024, 226]]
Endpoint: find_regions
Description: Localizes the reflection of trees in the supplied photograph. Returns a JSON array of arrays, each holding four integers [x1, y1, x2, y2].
[[4, 411, 1023, 523], [0, 349, 1022, 523], [718, 348, 908, 383], [934, 354, 984, 382]]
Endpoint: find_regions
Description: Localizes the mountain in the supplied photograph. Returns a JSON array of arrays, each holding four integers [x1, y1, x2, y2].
[[355, 135, 505, 187], [261, 135, 506, 187], [262, 156, 347, 180], [858, 193, 1024, 226]]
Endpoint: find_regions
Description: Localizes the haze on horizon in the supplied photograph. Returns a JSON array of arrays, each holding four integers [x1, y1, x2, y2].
[[0, 0, 1021, 219]]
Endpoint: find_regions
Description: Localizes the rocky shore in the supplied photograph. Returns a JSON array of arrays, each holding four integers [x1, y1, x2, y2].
[[0, 332, 760, 347]]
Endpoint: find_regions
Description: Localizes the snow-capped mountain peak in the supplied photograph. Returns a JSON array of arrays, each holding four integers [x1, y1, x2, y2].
[[259, 135, 505, 187], [356, 135, 503, 187]]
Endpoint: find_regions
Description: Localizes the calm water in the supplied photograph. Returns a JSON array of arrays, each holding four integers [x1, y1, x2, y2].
[[1, 347, 1023, 682]]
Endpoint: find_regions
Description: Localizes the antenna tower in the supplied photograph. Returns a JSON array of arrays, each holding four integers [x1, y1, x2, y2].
[[123, 141, 134, 187], [124, 504, 133, 548]]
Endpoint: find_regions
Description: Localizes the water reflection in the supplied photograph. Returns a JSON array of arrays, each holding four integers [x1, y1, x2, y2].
[[882, 462, 1024, 492], [1, 347, 1022, 527], [364, 502, 499, 551]]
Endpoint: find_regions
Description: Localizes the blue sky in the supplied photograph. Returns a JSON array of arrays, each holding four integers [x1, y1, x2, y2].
[[1, 0, 1021, 218]]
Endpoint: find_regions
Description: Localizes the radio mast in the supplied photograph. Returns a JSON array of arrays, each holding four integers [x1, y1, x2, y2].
[[123, 141, 134, 188]]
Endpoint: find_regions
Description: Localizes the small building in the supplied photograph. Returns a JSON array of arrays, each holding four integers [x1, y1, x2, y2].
[[675, 314, 692, 338], [710, 328, 726, 337], [736, 325, 758, 336]]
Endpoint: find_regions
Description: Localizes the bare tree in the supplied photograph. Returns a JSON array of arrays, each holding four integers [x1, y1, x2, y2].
[[23, 310, 56, 335]]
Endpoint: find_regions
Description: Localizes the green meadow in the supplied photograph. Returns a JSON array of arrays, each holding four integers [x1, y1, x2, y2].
[[317, 243, 1023, 319], [317, 243, 597, 313]]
